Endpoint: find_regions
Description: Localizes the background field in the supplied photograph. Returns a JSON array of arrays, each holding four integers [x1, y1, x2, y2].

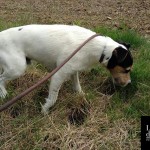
[[0, 0, 150, 149]]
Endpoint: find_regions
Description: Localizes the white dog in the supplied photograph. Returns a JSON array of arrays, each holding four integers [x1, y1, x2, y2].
[[0, 24, 133, 113]]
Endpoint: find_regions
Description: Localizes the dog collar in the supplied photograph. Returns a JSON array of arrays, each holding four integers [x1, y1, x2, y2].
[[99, 53, 105, 63]]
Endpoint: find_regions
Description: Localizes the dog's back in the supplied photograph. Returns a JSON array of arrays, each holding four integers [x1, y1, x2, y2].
[[0, 25, 97, 67]]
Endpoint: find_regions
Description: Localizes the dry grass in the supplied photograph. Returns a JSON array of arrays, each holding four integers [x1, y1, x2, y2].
[[0, 65, 140, 150]]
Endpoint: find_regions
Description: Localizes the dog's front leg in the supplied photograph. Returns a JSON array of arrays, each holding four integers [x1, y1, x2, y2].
[[42, 71, 69, 114], [71, 71, 84, 94]]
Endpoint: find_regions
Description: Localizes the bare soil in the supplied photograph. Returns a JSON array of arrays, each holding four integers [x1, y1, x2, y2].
[[0, 0, 150, 35]]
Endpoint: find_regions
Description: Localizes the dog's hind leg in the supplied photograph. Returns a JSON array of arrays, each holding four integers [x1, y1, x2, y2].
[[0, 55, 27, 99], [0, 66, 8, 98], [71, 71, 83, 94], [0, 79, 7, 99]]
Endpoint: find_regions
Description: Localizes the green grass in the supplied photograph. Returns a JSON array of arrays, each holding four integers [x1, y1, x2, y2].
[[94, 26, 146, 49]]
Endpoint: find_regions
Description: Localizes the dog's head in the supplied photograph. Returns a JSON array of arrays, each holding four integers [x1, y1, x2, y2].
[[107, 43, 133, 87]]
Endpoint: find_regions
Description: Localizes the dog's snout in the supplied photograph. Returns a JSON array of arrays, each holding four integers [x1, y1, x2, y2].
[[113, 78, 131, 87]]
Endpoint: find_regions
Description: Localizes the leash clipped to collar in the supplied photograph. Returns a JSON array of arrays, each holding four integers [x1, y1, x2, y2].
[[0, 33, 100, 112]]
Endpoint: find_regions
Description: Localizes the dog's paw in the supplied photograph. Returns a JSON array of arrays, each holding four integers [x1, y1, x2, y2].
[[41, 98, 56, 115], [41, 103, 49, 115], [80, 90, 85, 96]]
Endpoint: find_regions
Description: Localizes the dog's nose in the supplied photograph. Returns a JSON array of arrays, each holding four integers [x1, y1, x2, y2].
[[114, 78, 131, 87]]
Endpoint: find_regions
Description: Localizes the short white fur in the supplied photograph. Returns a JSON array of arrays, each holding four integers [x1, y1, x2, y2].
[[0, 24, 125, 113]]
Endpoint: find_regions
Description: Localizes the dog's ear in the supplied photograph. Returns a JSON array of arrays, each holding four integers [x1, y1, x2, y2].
[[107, 49, 118, 68], [107, 46, 133, 69], [115, 47, 129, 64]]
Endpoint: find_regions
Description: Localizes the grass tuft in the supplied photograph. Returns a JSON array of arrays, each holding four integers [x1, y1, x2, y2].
[[94, 26, 146, 49]]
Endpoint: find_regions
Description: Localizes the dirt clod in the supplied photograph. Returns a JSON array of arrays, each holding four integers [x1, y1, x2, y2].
[[68, 101, 90, 125]]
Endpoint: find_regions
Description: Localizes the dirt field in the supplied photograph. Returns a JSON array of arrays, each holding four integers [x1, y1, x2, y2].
[[0, 0, 150, 35]]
